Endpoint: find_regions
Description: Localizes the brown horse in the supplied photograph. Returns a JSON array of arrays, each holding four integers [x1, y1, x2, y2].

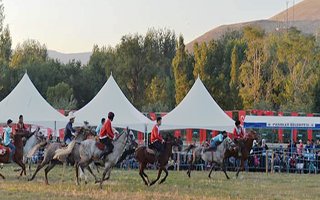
[[135, 134, 178, 186], [0, 130, 31, 179], [208, 130, 259, 178]]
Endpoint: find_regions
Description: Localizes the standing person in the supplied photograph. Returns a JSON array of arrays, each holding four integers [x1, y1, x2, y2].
[[150, 117, 164, 158], [99, 112, 118, 159], [64, 112, 76, 145], [233, 120, 245, 156], [16, 115, 29, 134], [95, 118, 105, 136], [3, 119, 15, 162]]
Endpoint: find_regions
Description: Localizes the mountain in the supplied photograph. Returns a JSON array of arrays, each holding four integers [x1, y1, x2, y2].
[[48, 50, 91, 65], [186, 0, 320, 52]]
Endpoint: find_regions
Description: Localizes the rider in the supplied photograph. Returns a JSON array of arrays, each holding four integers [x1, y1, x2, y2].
[[64, 112, 76, 145], [4, 119, 16, 162], [95, 118, 105, 136], [150, 117, 164, 158], [204, 131, 227, 152], [233, 120, 245, 156], [16, 115, 29, 133], [99, 112, 118, 159]]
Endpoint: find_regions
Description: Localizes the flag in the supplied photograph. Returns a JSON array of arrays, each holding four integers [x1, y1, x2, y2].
[[291, 112, 298, 142], [149, 112, 156, 121], [238, 110, 246, 125], [174, 130, 181, 138], [186, 129, 193, 144], [138, 132, 144, 144], [307, 113, 313, 141]]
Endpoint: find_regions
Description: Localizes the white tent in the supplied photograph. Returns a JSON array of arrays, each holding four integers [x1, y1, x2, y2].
[[161, 77, 235, 133], [0, 73, 68, 130], [244, 115, 320, 130], [74, 74, 153, 133]]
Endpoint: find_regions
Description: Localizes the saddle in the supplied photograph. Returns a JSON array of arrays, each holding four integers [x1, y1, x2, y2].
[[146, 147, 156, 155], [95, 142, 106, 151]]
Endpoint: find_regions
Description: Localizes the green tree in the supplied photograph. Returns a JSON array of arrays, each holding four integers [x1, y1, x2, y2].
[[47, 82, 77, 110]]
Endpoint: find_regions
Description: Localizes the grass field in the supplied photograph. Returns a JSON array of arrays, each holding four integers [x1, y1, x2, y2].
[[0, 164, 319, 200]]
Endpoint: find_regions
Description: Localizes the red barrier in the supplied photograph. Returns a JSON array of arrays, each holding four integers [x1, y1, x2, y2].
[[307, 113, 313, 141]]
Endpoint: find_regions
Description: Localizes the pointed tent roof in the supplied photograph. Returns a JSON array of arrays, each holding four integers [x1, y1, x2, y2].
[[0, 73, 68, 129], [74, 75, 153, 132], [161, 77, 235, 132]]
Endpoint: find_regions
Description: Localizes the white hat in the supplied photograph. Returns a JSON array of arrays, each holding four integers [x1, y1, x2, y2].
[[299, 139, 302, 143], [68, 112, 76, 120]]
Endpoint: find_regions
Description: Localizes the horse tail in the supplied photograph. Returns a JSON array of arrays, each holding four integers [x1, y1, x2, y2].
[[184, 144, 196, 153], [53, 140, 76, 160]]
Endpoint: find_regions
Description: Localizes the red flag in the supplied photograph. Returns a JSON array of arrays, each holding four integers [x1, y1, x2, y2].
[[278, 112, 283, 143], [138, 132, 144, 145], [149, 113, 156, 121], [174, 130, 181, 138], [257, 110, 264, 116], [58, 109, 65, 115], [47, 128, 52, 138], [186, 129, 193, 144], [238, 110, 246, 125], [291, 112, 298, 142], [307, 113, 313, 141], [199, 129, 206, 144], [59, 129, 64, 141]]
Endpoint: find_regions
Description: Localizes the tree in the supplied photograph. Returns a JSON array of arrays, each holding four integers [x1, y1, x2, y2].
[[172, 35, 193, 105], [47, 82, 77, 110]]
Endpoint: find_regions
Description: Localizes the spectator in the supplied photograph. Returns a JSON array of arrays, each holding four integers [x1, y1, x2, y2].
[[305, 140, 314, 153], [297, 140, 303, 156], [177, 136, 183, 151]]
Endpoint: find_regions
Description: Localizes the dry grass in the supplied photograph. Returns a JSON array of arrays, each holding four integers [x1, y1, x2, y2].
[[0, 164, 319, 200]]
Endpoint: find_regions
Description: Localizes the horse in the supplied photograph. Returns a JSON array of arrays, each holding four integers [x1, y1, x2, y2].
[[186, 137, 235, 179], [76, 129, 136, 188], [0, 128, 42, 179], [220, 130, 259, 178], [135, 134, 178, 186], [28, 127, 91, 184]]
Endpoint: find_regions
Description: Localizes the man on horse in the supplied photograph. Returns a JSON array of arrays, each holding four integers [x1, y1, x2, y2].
[[64, 112, 77, 145], [150, 117, 164, 159], [16, 115, 29, 134], [95, 118, 105, 136], [99, 112, 119, 159], [3, 119, 16, 162], [204, 131, 228, 152], [233, 120, 245, 156]]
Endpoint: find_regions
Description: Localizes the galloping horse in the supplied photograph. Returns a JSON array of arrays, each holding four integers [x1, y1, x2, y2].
[[221, 130, 259, 178], [0, 128, 42, 179], [77, 129, 136, 188], [186, 137, 235, 179], [28, 127, 90, 184], [135, 134, 178, 186]]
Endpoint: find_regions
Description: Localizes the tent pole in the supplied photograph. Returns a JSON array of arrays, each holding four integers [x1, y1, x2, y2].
[[291, 129, 293, 157], [54, 121, 57, 141]]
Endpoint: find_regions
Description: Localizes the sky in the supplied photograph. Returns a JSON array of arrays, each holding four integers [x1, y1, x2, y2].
[[2, 0, 303, 53]]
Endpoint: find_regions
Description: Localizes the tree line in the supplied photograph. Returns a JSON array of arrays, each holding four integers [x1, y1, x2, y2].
[[1, 4, 320, 113]]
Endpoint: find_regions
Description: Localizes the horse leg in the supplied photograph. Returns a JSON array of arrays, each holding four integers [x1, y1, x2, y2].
[[149, 168, 163, 186], [99, 163, 111, 189], [208, 164, 215, 179], [44, 162, 56, 185], [87, 164, 99, 183], [139, 163, 149, 186], [28, 161, 46, 181], [159, 168, 168, 184], [221, 161, 230, 180], [236, 158, 245, 178], [15, 160, 26, 177], [77, 158, 92, 184], [0, 172, 5, 179]]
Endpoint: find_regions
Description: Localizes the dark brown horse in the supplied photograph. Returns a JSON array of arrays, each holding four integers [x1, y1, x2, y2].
[[208, 130, 259, 178], [135, 135, 178, 186], [0, 130, 30, 179]]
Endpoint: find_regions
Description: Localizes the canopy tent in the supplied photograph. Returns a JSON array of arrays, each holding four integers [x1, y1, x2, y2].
[[74, 74, 153, 133], [161, 77, 235, 133], [244, 115, 320, 130], [0, 73, 68, 130]]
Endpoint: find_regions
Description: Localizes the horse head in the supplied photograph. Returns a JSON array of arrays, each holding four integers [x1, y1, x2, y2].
[[223, 137, 236, 151]]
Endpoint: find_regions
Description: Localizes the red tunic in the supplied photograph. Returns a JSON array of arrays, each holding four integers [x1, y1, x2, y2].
[[233, 126, 244, 139], [99, 119, 114, 139], [150, 125, 163, 143]]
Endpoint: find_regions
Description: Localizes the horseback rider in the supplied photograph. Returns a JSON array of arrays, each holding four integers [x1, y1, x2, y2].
[[4, 119, 16, 162], [204, 131, 227, 152], [95, 118, 105, 136], [233, 120, 245, 156], [150, 117, 164, 158], [99, 112, 119, 159], [16, 115, 29, 134], [64, 112, 77, 145]]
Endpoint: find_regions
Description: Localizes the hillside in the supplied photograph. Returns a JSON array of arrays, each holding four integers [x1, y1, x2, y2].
[[48, 50, 91, 65], [186, 0, 320, 52]]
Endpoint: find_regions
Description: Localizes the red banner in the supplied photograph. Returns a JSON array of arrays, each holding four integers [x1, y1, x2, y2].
[[278, 112, 283, 143], [58, 109, 65, 115], [160, 113, 167, 117], [212, 130, 218, 137], [199, 129, 206, 144], [225, 111, 233, 119], [238, 110, 246, 125], [291, 112, 298, 142], [174, 130, 181, 138], [257, 110, 264, 116], [138, 132, 144, 144], [149, 112, 156, 121], [186, 129, 193, 144], [307, 113, 313, 141], [47, 128, 52, 138], [59, 129, 64, 140]]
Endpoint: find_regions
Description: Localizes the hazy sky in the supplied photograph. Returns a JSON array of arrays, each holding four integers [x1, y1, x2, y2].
[[3, 0, 302, 53]]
